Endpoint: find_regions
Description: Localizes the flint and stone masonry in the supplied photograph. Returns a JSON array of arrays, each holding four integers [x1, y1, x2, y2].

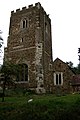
[[4, 2, 53, 93]]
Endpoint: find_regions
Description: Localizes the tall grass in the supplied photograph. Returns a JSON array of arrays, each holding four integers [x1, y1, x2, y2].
[[0, 94, 80, 120]]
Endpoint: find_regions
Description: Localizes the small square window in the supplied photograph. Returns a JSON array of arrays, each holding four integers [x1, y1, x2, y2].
[[20, 38, 23, 43], [38, 45, 41, 48]]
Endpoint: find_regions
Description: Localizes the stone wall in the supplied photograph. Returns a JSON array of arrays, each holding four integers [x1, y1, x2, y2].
[[52, 58, 75, 94], [4, 2, 53, 93]]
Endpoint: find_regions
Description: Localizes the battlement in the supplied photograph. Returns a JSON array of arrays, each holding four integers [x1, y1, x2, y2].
[[11, 2, 41, 15], [11, 2, 50, 20], [5, 1, 52, 94]]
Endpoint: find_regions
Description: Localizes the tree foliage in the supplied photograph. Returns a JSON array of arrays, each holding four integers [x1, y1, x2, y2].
[[0, 62, 20, 102], [66, 61, 80, 74], [0, 30, 3, 48], [66, 61, 73, 68], [74, 64, 80, 74]]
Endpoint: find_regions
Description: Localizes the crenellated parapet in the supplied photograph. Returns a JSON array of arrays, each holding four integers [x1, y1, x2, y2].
[[11, 2, 41, 15], [11, 2, 50, 21]]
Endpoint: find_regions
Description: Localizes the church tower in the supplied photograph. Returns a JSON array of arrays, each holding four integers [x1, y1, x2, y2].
[[4, 2, 53, 93]]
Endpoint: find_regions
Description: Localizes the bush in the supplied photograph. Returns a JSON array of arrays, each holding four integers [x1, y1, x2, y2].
[[23, 89, 36, 96]]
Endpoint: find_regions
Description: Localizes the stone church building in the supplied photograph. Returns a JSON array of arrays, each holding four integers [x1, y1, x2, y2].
[[4, 2, 74, 94]]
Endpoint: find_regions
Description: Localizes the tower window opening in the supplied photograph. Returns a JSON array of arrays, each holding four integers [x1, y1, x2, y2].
[[20, 38, 23, 43], [23, 20, 25, 28], [22, 19, 28, 28]]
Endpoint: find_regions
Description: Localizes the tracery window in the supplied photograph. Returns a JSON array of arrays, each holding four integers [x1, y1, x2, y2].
[[54, 72, 63, 85]]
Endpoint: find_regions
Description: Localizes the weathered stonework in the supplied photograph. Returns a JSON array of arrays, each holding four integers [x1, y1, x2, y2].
[[4, 2, 53, 93], [4, 2, 75, 94], [52, 58, 75, 94]]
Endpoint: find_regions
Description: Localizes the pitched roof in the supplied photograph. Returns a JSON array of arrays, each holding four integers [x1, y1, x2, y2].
[[53, 57, 70, 69], [53, 58, 65, 63], [53, 58, 76, 74]]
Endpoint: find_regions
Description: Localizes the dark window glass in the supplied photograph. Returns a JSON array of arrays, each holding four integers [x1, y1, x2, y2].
[[59, 74, 61, 84], [56, 74, 58, 85], [23, 20, 27, 28], [23, 20, 25, 28]]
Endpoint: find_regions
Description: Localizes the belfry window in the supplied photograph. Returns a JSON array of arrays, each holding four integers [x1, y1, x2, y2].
[[23, 20, 25, 28], [23, 20, 27, 28], [54, 72, 63, 86], [21, 19, 28, 29]]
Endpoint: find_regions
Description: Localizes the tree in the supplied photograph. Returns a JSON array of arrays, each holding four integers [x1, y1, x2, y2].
[[0, 30, 3, 65], [75, 64, 80, 74], [0, 62, 19, 102], [0, 30, 3, 48], [66, 61, 73, 68], [66, 61, 79, 74], [68, 63, 80, 74]]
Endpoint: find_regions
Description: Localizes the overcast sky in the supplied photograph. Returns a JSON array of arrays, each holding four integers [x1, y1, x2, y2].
[[0, 0, 80, 66]]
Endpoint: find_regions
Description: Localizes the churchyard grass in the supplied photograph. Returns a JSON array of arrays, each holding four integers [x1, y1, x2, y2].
[[0, 93, 80, 120]]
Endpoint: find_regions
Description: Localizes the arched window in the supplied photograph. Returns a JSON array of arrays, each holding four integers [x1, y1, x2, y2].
[[21, 19, 28, 29], [17, 63, 28, 82]]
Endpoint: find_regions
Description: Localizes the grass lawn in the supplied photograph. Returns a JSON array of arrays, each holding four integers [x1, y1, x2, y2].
[[0, 94, 80, 120]]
